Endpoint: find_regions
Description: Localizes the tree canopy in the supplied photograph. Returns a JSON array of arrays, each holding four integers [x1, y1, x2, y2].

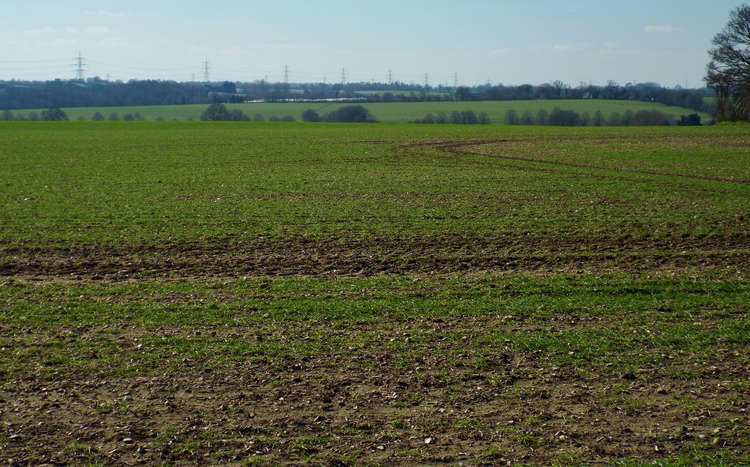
[[323, 105, 376, 123], [706, 4, 750, 121], [301, 109, 321, 122], [41, 108, 68, 121], [200, 103, 249, 121]]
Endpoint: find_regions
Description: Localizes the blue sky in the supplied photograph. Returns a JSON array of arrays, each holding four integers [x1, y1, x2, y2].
[[0, 0, 745, 87]]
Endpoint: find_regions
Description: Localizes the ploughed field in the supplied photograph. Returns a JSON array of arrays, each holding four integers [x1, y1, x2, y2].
[[0, 122, 748, 465]]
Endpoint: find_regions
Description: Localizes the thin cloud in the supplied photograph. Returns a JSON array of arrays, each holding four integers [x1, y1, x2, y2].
[[489, 48, 512, 58], [86, 26, 110, 34], [23, 27, 56, 35], [550, 42, 591, 53], [598, 41, 638, 57], [96, 36, 128, 49], [84, 10, 127, 18], [645, 25, 682, 33], [258, 43, 313, 51], [189, 46, 210, 55], [39, 38, 78, 48]]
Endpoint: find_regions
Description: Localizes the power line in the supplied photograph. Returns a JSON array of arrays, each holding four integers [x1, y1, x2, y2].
[[87, 59, 193, 72], [73, 52, 86, 81], [2, 59, 489, 86], [0, 58, 71, 64]]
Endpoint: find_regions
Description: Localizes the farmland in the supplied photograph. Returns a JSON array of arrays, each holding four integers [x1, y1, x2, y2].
[[12, 98, 711, 124], [1, 122, 749, 465]]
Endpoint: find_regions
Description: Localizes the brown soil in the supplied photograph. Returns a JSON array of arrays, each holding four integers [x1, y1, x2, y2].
[[2, 232, 749, 281], [2, 318, 748, 465]]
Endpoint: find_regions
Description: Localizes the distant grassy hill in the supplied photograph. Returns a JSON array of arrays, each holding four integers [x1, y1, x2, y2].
[[14, 99, 711, 124]]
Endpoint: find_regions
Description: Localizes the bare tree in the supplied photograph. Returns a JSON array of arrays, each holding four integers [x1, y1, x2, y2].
[[706, 4, 750, 121]]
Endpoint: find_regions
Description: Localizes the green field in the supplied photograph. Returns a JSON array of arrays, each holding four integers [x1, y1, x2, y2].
[[14, 98, 711, 124], [1, 122, 748, 465]]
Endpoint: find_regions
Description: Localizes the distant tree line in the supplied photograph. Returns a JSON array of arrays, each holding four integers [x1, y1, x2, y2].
[[1, 107, 68, 121], [456, 82, 711, 114], [1, 108, 154, 122], [0, 78, 237, 110], [199, 104, 377, 123], [241, 81, 712, 115], [201, 103, 251, 121], [238, 81, 451, 102], [500, 107, 702, 126], [1, 77, 713, 115], [200, 103, 298, 122], [301, 106, 376, 122], [410, 110, 491, 124], [92, 111, 145, 121]]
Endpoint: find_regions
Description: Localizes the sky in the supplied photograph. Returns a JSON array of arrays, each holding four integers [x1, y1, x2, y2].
[[0, 0, 746, 87]]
